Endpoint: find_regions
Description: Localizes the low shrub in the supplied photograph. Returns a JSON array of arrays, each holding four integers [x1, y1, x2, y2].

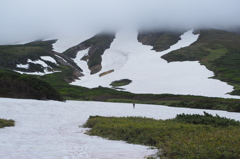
[[0, 118, 15, 128], [84, 114, 240, 159], [173, 111, 240, 127]]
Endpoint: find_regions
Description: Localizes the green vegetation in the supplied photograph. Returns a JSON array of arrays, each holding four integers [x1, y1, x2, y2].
[[0, 40, 58, 72], [84, 114, 240, 159], [0, 69, 64, 101], [162, 29, 240, 95], [0, 118, 14, 128], [138, 30, 184, 51], [110, 79, 132, 87], [174, 111, 240, 127]]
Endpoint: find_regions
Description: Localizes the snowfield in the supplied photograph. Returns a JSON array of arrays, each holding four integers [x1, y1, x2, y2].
[[0, 98, 240, 159], [70, 29, 239, 99], [40, 56, 58, 65], [15, 57, 60, 76]]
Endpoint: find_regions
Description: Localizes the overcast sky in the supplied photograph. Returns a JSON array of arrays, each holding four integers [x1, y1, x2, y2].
[[0, 0, 240, 44]]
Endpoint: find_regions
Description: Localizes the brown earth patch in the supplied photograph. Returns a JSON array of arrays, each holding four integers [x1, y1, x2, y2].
[[99, 69, 114, 77]]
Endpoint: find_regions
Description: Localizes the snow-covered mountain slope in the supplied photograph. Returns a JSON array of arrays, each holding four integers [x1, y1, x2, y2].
[[0, 98, 239, 159], [68, 29, 238, 99]]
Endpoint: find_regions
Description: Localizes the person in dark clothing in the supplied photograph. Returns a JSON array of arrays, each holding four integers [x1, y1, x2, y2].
[[133, 103, 135, 108]]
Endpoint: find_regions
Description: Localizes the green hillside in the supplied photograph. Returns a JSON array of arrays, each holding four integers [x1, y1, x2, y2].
[[0, 69, 64, 101], [138, 30, 184, 51], [162, 29, 240, 95], [0, 40, 59, 72]]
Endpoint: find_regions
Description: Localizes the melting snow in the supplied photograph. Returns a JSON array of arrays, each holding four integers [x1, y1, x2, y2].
[[41, 56, 58, 65], [15, 59, 60, 75], [0, 98, 239, 159], [16, 63, 29, 69], [28, 59, 49, 67], [70, 29, 239, 99], [55, 55, 68, 63], [73, 49, 90, 75]]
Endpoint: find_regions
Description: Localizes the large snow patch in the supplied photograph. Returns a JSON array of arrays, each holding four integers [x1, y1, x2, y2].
[[0, 98, 239, 159], [71, 29, 238, 99]]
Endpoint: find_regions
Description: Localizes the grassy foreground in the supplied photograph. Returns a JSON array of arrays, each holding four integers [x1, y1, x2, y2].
[[84, 113, 240, 159], [0, 118, 14, 128]]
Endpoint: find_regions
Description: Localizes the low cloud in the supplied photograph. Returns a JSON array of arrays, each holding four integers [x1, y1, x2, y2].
[[0, 0, 240, 44]]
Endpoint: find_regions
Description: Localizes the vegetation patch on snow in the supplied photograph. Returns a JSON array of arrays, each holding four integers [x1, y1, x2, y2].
[[110, 79, 132, 87], [0, 118, 14, 128], [84, 113, 240, 159]]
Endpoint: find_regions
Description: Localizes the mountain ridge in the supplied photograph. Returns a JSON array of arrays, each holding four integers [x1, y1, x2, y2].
[[1, 28, 240, 109]]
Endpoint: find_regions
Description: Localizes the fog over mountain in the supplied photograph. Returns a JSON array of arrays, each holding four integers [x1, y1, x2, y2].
[[0, 0, 240, 44]]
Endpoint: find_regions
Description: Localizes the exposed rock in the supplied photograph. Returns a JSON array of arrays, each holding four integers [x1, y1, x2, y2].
[[73, 69, 83, 78], [90, 64, 102, 75], [81, 55, 88, 61], [99, 69, 114, 77], [63, 43, 89, 59], [63, 69, 83, 83], [54, 52, 82, 72], [63, 33, 115, 74]]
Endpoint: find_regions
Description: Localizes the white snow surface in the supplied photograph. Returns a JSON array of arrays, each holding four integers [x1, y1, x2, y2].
[[55, 55, 68, 63], [0, 98, 240, 159], [41, 56, 58, 65], [14, 70, 60, 76], [71, 29, 239, 99], [14, 59, 60, 76], [16, 63, 29, 69], [73, 48, 91, 75]]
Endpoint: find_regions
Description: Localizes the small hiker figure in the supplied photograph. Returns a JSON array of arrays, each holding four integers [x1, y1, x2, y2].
[[133, 103, 135, 109]]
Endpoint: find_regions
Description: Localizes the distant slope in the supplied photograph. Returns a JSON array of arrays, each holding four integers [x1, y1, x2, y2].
[[138, 30, 184, 51], [161, 29, 240, 95], [70, 29, 239, 99], [0, 40, 83, 80], [0, 40, 57, 72]]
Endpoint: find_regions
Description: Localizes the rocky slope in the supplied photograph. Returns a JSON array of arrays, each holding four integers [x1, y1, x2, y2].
[[63, 33, 115, 74]]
